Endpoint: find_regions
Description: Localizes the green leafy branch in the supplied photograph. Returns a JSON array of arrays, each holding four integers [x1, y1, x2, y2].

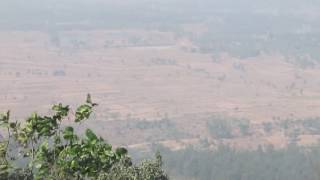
[[0, 94, 168, 180]]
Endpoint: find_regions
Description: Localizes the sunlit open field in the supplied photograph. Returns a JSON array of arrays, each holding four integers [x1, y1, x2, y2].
[[1, 30, 320, 149]]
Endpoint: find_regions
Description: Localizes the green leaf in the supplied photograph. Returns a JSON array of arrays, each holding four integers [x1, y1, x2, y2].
[[71, 160, 79, 169], [35, 163, 42, 169], [116, 147, 128, 157], [0, 111, 10, 126], [39, 141, 49, 151], [63, 126, 75, 140], [75, 104, 92, 122], [85, 129, 98, 142], [0, 164, 8, 170], [64, 126, 74, 134], [39, 127, 50, 135], [9, 122, 16, 129], [52, 103, 69, 120]]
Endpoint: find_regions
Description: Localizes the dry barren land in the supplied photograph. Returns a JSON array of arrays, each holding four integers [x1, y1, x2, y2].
[[1, 30, 320, 150]]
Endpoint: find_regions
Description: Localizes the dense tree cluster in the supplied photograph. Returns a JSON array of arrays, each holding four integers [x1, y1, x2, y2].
[[160, 144, 320, 180]]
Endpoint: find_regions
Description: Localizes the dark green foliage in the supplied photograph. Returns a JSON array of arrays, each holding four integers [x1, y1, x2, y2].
[[123, 117, 189, 143], [161, 144, 320, 180], [301, 118, 320, 134], [0, 96, 168, 180], [278, 117, 320, 139], [207, 116, 251, 139], [195, 22, 320, 67], [99, 152, 168, 180], [134, 118, 174, 130], [207, 118, 233, 139]]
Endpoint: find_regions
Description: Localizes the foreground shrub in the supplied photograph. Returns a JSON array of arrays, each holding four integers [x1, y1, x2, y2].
[[0, 95, 168, 180]]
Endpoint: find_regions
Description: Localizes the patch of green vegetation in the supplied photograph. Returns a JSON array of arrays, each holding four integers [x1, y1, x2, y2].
[[0, 95, 168, 180], [207, 116, 251, 139], [160, 144, 320, 180]]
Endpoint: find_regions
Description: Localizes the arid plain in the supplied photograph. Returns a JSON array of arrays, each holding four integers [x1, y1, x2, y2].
[[1, 30, 320, 150]]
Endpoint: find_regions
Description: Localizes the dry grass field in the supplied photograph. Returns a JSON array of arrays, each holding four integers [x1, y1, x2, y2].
[[1, 30, 320, 150]]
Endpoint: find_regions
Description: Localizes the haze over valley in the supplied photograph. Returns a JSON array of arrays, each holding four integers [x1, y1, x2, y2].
[[2, 1, 320, 179]]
